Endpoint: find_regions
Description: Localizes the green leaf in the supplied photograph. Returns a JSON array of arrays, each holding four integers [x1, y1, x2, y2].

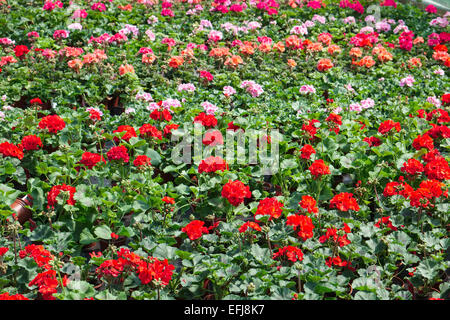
[[74, 189, 94, 208], [145, 149, 161, 166], [250, 244, 271, 264], [416, 259, 439, 281], [94, 225, 112, 240], [80, 228, 96, 245], [152, 243, 177, 260], [354, 291, 377, 300], [29, 225, 53, 242]]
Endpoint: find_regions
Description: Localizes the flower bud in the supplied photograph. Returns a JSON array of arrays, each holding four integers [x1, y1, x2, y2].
[[247, 282, 256, 293], [294, 262, 303, 271]]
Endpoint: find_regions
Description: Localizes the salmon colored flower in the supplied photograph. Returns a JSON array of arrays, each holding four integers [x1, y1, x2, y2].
[[224, 55, 243, 68], [287, 59, 297, 68], [119, 63, 135, 75], [285, 35, 301, 49], [317, 58, 333, 71], [168, 55, 184, 68], [328, 44, 341, 55], [68, 58, 83, 71]]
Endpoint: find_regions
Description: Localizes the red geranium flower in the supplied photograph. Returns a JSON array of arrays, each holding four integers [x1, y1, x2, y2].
[[239, 221, 262, 233], [0, 292, 29, 300], [273, 246, 304, 262], [150, 109, 172, 122], [19, 244, 54, 269], [286, 214, 315, 241], [426, 109, 450, 123], [202, 130, 223, 146], [325, 112, 342, 134], [419, 179, 447, 198], [139, 123, 163, 140], [29, 98, 43, 105], [162, 196, 175, 205], [426, 124, 450, 140], [138, 257, 174, 286], [299, 144, 315, 160], [375, 216, 398, 231], [107, 145, 130, 163], [254, 197, 284, 220], [95, 259, 124, 279], [441, 93, 450, 105], [227, 122, 243, 131], [302, 119, 320, 140], [0, 141, 24, 160], [88, 109, 102, 121], [78, 151, 106, 169], [325, 256, 354, 271], [14, 45, 29, 58], [308, 159, 330, 179], [422, 148, 444, 164], [181, 220, 209, 240], [299, 195, 318, 214], [329, 192, 360, 212], [401, 158, 424, 176], [409, 187, 434, 208], [163, 123, 179, 137], [0, 247, 9, 257], [38, 115, 65, 134], [113, 125, 137, 143], [133, 155, 151, 167], [363, 136, 382, 147], [378, 120, 401, 135], [198, 156, 228, 173], [28, 269, 67, 300], [319, 225, 351, 247], [21, 135, 43, 151], [221, 180, 251, 207], [47, 184, 76, 209], [424, 158, 450, 180], [412, 134, 434, 151], [193, 112, 217, 127]]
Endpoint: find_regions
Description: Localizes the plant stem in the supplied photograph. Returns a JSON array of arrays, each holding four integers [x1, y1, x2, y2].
[[297, 270, 302, 293], [12, 230, 17, 265]]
